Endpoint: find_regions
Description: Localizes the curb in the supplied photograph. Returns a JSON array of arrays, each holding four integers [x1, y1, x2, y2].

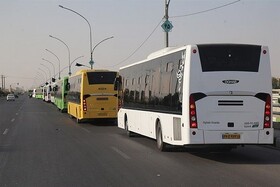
[[273, 122, 280, 129], [275, 138, 280, 148], [272, 122, 280, 149]]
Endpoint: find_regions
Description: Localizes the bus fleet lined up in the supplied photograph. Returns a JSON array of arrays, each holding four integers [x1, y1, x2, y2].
[[31, 44, 274, 151], [32, 69, 121, 123]]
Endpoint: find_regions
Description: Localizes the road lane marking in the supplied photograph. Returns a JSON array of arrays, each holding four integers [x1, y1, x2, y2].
[[111, 146, 131, 160], [16, 113, 19, 116], [81, 127, 91, 133], [11, 118, 15, 122], [3, 129, 9, 135]]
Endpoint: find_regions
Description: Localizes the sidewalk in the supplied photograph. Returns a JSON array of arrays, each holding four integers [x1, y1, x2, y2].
[[273, 122, 280, 148]]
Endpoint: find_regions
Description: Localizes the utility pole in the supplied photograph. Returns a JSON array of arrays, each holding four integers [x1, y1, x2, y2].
[[1, 75, 5, 90], [1, 75, 2, 90], [164, 0, 171, 47]]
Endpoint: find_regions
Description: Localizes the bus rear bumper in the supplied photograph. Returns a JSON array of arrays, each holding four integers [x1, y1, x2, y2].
[[83, 111, 118, 119], [190, 129, 274, 144]]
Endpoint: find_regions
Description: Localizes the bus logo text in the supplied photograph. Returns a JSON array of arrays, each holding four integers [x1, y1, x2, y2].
[[222, 80, 239, 84]]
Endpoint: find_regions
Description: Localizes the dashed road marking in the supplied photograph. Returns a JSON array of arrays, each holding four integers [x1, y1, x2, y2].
[[11, 118, 15, 123], [111, 146, 131, 160], [80, 127, 91, 133], [3, 129, 9, 135]]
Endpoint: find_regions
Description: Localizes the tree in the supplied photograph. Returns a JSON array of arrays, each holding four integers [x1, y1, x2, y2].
[[272, 77, 280, 89]]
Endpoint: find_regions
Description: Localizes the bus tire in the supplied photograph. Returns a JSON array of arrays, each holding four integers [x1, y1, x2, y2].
[[156, 121, 167, 151], [76, 118, 82, 124], [125, 118, 133, 137]]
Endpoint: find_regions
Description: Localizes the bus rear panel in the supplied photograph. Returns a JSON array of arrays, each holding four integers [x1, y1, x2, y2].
[[188, 44, 273, 145], [68, 70, 120, 122]]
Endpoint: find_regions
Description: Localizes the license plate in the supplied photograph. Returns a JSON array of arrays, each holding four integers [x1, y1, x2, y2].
[[222, 133, 240, 139]]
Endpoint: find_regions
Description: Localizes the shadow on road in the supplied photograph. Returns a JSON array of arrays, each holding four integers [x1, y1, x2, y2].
[[169, 145, 280, 165], [87, 119, 117, 126], [120, 132, 280, 165]]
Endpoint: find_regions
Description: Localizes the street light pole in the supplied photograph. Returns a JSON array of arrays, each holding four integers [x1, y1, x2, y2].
[[40, 63, 52, 83], [35, 73, 44, 86], [70, 55, 84, 67], [49, 35, 71, 76], [58, 5, 93, 69], [45, 49, 61, 80], [9, 82, 19, 93], [91, 36, 114, 66], [42, 58, 55, 81], [75, 62, 91, 69], [38, 68, 48, 84]]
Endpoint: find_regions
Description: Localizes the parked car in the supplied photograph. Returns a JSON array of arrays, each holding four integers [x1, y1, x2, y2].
[[6, 94, 15, 101]]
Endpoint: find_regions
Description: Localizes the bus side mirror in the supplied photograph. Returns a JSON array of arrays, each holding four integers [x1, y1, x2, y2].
[[114, 77, 122, 91], [66, 83, 70, 91], [53, 85, 58, 91]]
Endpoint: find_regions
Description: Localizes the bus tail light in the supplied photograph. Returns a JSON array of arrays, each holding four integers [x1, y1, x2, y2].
[[264, 94, 271, 128], [189, 94, 198, 128], [83, 99, 87, 111]]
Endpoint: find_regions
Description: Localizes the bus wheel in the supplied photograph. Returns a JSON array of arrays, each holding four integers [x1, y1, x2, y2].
[[156, 121, 167, 151], [125, 118, 133, 137], [76, 118, 81, 124]]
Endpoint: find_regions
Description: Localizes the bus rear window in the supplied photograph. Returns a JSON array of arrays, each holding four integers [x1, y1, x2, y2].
[[198, 44, 261, 72], [87, 72, 117, 84]]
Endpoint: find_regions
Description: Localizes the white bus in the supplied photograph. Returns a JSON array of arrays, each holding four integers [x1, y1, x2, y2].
[[118, 44, 274, 151], [43, 84, 51, 102]]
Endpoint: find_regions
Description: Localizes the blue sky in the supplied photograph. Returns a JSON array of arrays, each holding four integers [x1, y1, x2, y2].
[[0, 0, 279, 89]]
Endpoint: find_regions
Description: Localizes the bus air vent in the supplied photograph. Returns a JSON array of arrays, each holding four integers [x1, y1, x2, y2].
[[218, 100, 243, 106]]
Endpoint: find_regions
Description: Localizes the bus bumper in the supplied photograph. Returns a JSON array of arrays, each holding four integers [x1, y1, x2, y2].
[[189, 129, 274, 144]]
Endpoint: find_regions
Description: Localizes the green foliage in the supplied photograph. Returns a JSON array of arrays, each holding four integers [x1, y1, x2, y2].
[[272, 77, 280, 89]]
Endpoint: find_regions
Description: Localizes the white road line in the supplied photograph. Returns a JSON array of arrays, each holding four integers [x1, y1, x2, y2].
[[16, 113, 19, 116], [3, 129, 9, 135], [11, 118, 15, 122], [80, 127, 91, 133], [111, 147, 131, 160]]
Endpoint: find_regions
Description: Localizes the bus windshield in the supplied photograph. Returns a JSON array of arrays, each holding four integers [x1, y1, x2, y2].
[[87, 72, 117, 84], [198, 44, 261, 72]]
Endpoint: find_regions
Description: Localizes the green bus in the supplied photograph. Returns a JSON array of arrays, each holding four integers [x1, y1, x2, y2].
[[35, 87, 44, 99], [54, 77, 69, 112]]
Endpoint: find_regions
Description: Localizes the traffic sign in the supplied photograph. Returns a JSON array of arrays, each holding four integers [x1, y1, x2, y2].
[[161, 20, 173, 32]]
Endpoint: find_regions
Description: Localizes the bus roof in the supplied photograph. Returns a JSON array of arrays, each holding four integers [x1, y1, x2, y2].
[[120, 46, 188, 70], [72, 69, 115, 76], [120, 43, 266, 70]]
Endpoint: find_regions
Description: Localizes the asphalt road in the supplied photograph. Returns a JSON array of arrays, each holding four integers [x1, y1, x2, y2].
[[1, 95, 280, 187]]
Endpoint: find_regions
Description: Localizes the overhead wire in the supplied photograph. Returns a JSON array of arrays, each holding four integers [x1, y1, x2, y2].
[[102, 0, 241, 68], [170, 0, 241, 18], [5, 75, 34, 80], [106, 18, 164, 68]]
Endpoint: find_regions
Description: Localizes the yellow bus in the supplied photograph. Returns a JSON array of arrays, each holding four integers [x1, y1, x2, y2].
[[67, 69, 122, 123]]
